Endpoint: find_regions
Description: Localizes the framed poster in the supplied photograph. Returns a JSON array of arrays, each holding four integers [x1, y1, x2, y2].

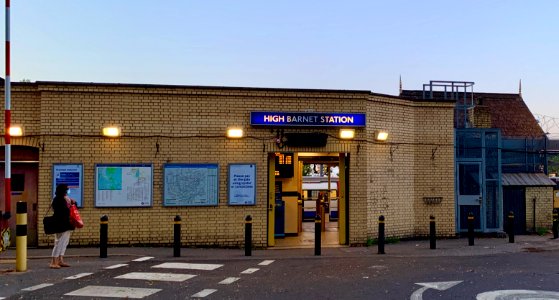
[[228, 163, 256, 206], [163, 163, 219, 206], [95, 163, 153, 207], [53, 164, 84, 207]]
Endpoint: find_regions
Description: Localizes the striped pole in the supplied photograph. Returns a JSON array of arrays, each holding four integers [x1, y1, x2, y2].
[[16, 201, 27, 272], [2, 0, 12, 227]]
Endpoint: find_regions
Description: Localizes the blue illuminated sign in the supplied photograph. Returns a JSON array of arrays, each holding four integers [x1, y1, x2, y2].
[[250, 112, 366, 127]]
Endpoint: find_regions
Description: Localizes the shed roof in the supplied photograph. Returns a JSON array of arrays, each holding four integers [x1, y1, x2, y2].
[[501, 173, 556, 187]]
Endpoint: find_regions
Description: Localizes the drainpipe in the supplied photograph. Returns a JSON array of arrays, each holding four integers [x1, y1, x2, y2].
[[532, 197, 537, 232]]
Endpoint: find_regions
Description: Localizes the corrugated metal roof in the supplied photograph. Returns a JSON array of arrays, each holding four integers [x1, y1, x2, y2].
[[502, 173, 556, 186]]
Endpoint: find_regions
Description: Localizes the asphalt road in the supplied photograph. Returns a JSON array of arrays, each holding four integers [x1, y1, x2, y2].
[[6, 249, 559, 299]]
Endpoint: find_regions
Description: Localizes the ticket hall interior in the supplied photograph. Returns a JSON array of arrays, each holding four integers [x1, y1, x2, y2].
[[269, 152, 348, 248]]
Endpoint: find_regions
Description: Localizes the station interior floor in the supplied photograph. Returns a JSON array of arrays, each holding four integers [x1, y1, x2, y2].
[[273, 216, 340, 248]]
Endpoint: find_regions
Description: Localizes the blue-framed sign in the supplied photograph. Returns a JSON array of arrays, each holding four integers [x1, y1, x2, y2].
[[95, 163, 153, 207], [250, 111, 366, 127], [53, 164, 84, 207], [163, 163, 219, 206], [228, 163, 256, 206]]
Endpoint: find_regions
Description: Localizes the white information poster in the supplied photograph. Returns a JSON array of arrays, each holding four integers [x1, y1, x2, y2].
[[53, 164, 84, 207], [95, 164, 153, 207], [163, 164, 219, 206], [228, 163, 256, 206]]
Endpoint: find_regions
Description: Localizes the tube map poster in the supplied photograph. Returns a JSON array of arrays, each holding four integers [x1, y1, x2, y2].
[[95, 164, 153, 207], [163, 164, 219, 206]]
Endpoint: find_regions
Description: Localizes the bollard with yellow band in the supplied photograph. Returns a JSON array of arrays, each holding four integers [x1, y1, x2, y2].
[[100, 215, 109, 258], [507, 211, 515, 243], [378, 215, 385, 254], [16, 201, 27, 272], [553, 209, 558, 239], [245, 215, 252, 256], [174, 215, 181, 257], [467, 212, 475, 246], [315, 214, 322, 256]]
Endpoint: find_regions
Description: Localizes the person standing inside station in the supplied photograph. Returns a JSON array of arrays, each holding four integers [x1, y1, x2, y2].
[[49, 184, 75, 269]]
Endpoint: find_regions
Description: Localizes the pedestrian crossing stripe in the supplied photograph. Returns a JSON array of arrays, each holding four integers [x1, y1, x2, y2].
[[132, 256, 154, 262], [65, 273, 93, 280], [192, 289, 217, 298], [152, 262, 223, 271], [105, 263, 128, 269], [21, 283, 54, 291], [241, 268, 259, 274], [65, 285, 161, 299], [258, 260, 275, 266], [219, 277, 240, 284], [115, 272, 196, 282]]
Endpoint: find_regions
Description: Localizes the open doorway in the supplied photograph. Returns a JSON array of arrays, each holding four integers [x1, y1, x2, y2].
[[269, 152, 348, 248]]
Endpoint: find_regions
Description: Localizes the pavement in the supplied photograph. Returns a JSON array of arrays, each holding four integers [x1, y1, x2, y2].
[[0, 233, 558, 298]]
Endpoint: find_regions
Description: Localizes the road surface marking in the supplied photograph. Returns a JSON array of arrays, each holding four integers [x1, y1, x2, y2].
[[115, 272, 196, 282], [258, 260, 275, 266], [105, 263, 128, 269], [411, 281, 462, 300], [477, 290, 559, 299], [192, 289, 217, 298], [152, 262, 223, 271], [132, 256, 154, 262], [241, 268, 259, 274], [219, 277, 240, 284], [65, 273, 93, 280], [21, 283, 54, 291], [65, 285, 161, 299]]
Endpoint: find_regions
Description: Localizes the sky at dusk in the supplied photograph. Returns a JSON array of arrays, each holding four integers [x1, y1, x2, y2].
[[2, 1, 559, 136]]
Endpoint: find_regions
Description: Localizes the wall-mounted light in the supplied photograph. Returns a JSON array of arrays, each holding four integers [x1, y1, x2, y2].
[[102, 126, 121, 137], [339, 128, 355, 139], [8, 126, 23, 137], [375, 130, 389, 141], [227, 127, 244, 138]]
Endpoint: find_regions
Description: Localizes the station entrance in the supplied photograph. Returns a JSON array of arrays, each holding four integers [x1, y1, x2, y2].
[[268, 152, 348, 248]]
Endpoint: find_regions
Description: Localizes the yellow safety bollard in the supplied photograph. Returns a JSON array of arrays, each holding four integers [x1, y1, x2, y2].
[[16, 201, 27, 272]]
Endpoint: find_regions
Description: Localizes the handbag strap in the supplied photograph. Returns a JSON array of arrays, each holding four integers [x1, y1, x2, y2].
[[45, 200, 53, 215]]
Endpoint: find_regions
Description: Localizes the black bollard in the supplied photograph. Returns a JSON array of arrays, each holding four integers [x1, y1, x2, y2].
[[552, 209, 558, 239], [100, 215, 109, 258], [507, 211, 515, 243], [315, 214, 321, 256], [245, 215, 252, 257], [429, 215, 436, 250], [467, 212, 474, 246], [174, 215, 181, 257], [378, 215, 385, 254]]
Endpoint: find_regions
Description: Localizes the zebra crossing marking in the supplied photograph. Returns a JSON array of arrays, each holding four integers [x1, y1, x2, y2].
[[65, 285, 161, 299], [21, 283, 54, 291], [105, 263, 128, 269], [219, 277, 240, 285], [152, 262, 223, 271], [115, 272, 196, 282], [241, 268, 259, 274], [192, 289, 217, 298], [132, 256, 154, 262], [65, 273, 93, 280], [258, 260, 275, 266]]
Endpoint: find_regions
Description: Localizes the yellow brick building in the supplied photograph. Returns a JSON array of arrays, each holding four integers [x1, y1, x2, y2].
[[1, 81, 456, 248]]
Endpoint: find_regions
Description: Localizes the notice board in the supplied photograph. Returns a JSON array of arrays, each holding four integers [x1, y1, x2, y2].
[[52, 164, 84, 207], [228, 163, 256, 205], [95, 164, 153, 207], [163, 163, 219, 206]]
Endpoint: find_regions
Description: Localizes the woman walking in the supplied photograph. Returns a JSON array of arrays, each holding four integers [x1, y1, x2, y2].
[[49, 184, 75, 269]]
